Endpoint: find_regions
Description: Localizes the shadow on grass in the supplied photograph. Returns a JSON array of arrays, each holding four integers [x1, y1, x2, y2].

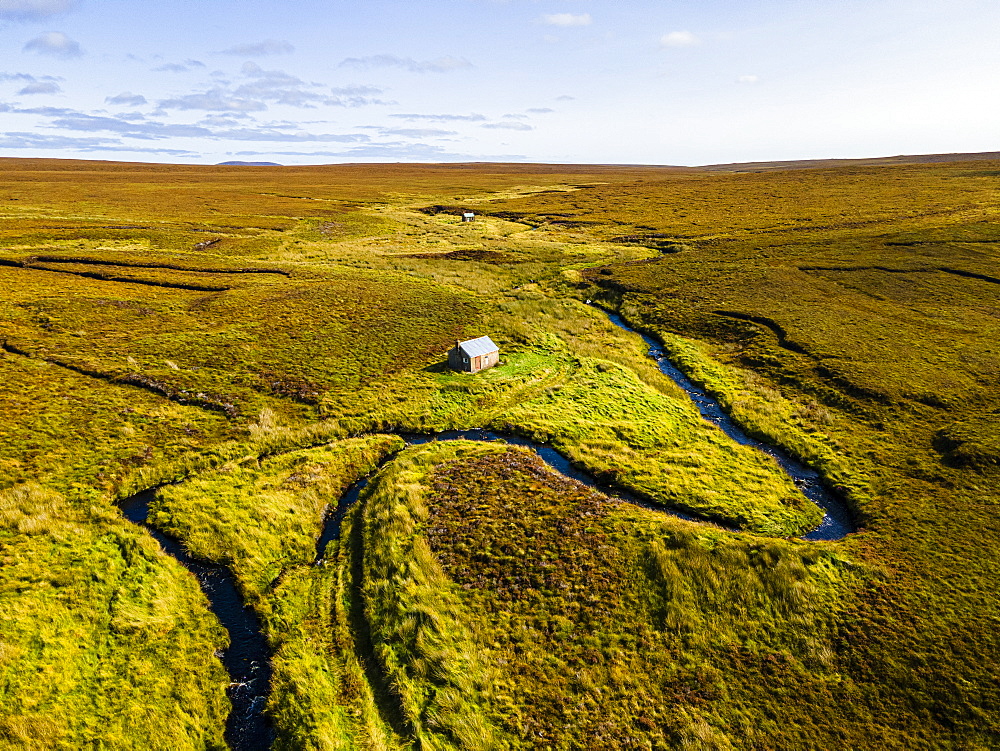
[[422, 360, 451, 374]]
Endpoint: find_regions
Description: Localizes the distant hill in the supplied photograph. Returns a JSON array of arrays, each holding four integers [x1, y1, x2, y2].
[[699, 151, 1000, 172], [216, 161, 282, 167]]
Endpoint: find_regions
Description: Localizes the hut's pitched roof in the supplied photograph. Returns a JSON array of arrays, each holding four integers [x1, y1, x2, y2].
[[458, 335, 498, 358]]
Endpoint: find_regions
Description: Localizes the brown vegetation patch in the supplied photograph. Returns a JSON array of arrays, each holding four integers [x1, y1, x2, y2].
[[422, 449, 690, 747], [426, 450, 618, 606], [400, 249, 521, 264]]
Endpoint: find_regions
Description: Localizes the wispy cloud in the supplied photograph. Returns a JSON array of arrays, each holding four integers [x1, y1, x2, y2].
[[328, 84, 393, 105], [737, 74, 759, 84], [234, 142, 527, 162], [234, 63, 392, 107], [361, 126, 458, 138], [0, 131, 196, 156], [220, 39, 294, 57], [209, 128, 369, 143], [106, 92, 147, 106], [0, 0, 74, 22], [197, 113, 254, 126], [339, 54, 473, 73], [17, 80, 60, 94], [23, 31, 82, 58], [238, 61, 303, 86], [555, 95, 575, 101], [527, 107, 554, 114], [330, 85, 382, 96], [541, 13, 592, 27], [152, 65, 393, 113], [7, 102, 374, 145], [158, 89, 267, 112], [389, 113, 486, 122], [660, 31, 698, 48], [482, 121, 533, 131], [3, 104, 73, 116], [1, 71, 60, 83], [48, 113, 213, 139], [152, 59, 206, 73], [327, 94, 395, 107]]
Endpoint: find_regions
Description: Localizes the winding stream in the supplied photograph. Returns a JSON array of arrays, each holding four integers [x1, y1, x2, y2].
[[601, 309, 854, 541], [118, 307, 854, 749], [119, 491, 276, 751]]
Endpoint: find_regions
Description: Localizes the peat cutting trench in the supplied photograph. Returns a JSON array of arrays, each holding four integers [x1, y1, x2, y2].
[[116, 308, 856, 750]]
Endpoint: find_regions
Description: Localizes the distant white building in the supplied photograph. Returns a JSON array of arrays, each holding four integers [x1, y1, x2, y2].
[[448, 336, 499, 373], [462, 212, 475, 222]]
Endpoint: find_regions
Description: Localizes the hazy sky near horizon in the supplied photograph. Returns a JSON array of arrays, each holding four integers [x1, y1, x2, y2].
[[0, 0, 998, 165]]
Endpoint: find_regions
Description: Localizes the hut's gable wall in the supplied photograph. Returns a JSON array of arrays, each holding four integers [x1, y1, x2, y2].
[[448, 346, 467, 371]]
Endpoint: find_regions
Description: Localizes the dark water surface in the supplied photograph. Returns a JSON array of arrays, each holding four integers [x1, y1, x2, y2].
[[119, 491, 275, 751]]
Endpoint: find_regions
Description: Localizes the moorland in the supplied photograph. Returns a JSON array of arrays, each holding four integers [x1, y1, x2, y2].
[[0, 155, 998, 749]]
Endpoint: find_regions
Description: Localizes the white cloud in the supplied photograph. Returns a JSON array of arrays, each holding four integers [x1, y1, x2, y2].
[[23, 31, 82, 58], [340, 54, 473, 73], [330, 85, 383, 97], [149, 65, 392, 114], [660, 31, 698, 48], [362, 126, 458, 138], [158, 89, 267, 112], [389, 113, 486, 122], [0, 0, 73, 21], [737, 75, 759, 84], [106, 92, 147, 106], [527, 107, 554, 114], [18, 80, 59, 94], [326, 85, 393, 107], [542, 13, 592, 27], [0, 131, 196, 156], [240, 61, 302, 85], [8, 103, 375, 146], [482, 121, 533, 131], [233, 63, 391, 107], [152, 60, 205, 73], [197, 113, 253, 127], [0, 71, 59, 83], [221, 40, 295, 57]]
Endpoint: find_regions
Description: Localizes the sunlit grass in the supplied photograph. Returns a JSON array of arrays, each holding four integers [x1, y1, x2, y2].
[[2, 156, 999, 748]]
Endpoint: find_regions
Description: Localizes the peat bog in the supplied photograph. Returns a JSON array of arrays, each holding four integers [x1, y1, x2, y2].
[[1, 157, 999, 749]]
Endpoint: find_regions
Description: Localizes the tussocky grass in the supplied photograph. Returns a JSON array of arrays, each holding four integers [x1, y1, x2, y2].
[[2, 156, 999, 748]]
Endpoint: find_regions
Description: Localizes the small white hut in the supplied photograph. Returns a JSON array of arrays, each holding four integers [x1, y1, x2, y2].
[[448, 336, 499, 373]]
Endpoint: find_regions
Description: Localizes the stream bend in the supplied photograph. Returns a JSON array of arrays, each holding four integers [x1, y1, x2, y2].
[[599, 309, 855, 541]]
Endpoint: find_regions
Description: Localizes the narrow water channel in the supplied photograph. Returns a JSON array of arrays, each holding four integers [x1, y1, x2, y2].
[[119, 491, 276, 751], [600, 309, 855, 540]]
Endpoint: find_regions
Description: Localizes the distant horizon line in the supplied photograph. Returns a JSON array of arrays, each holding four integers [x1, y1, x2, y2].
[[2, 150, 999, 173]]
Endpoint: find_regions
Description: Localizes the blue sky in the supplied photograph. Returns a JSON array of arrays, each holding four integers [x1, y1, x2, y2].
[[1, 0, 998, 165]]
